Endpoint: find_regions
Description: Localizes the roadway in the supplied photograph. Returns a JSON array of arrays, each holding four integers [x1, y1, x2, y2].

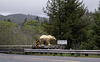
[[0, 53, 100, 62]]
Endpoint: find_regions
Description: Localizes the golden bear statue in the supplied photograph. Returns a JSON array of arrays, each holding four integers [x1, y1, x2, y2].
[[39, 35, 56, 46]]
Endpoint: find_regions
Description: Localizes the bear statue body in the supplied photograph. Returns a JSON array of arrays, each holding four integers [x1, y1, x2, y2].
[[39, 35, 56, 46]]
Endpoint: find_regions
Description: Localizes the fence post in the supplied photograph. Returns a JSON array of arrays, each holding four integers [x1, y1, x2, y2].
[[85, 54, 88, 56]]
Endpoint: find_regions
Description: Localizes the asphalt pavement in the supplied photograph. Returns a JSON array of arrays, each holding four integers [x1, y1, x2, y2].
[[0, 53, 100, 62]]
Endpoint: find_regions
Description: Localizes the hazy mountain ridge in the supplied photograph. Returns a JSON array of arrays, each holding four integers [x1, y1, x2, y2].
[[0, 14, 48, 26]]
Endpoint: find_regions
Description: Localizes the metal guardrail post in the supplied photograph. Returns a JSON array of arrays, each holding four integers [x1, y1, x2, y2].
[[85, 54, 88, 56]]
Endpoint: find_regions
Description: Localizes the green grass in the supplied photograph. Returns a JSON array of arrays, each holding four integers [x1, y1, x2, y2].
[[80, 54, 100, 58], [12, 52, 100, 58], [8, 50, 13, 54]]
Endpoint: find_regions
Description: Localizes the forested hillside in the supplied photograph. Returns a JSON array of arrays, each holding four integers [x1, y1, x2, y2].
[[0, 14, 48, 45], [0, 20, 47, 45], [0, 14, 49, 26]]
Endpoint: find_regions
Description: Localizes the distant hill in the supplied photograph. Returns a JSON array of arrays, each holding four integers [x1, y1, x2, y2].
[[0, 14, 49, 26]]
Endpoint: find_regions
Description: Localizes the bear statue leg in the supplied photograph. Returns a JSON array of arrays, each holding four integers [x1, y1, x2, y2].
[[40, 40, 45, 46], [47, 41, 51, 46], [41, 44, 44, 46]]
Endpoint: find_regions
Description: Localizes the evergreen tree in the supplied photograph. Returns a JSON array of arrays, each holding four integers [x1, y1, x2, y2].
[[21, 18, 27, 30], [43, 0, 88, 49], [92, 4, 100, 49], [7, 19, 11, 22], [81, 3, 100, 50], [35, 16, 39, 21]]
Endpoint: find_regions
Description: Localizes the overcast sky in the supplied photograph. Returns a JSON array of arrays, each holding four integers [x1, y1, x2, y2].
[[0, 0, 100, 17]]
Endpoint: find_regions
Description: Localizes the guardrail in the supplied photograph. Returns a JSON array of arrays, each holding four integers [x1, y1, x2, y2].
[[0, 45, 100, 56], [24, 49, 100, 56], [0, 48, 24, 53], [0, 45, 32, 53], [0, 45, 32, 48]]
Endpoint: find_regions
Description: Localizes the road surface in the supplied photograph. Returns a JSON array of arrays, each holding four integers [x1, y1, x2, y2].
[[0, 53, 100, 62]]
